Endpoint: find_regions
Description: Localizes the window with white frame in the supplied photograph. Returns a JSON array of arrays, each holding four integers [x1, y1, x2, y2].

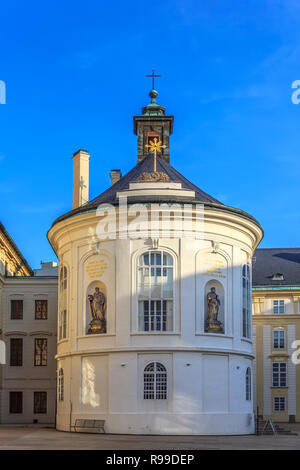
[[143, 362, 167, 400], [242, 264, 251, 339], [274, 396, 286, 412], [273, 330, 285, 349], [138, 251, 174, 332], [246, 367, 251, 400], [58, 368, 64, 401], [59, 266, 67, 340], [272, 362, 287, 387], [59, 310, 67, 340], [273, 300, 285, 314]]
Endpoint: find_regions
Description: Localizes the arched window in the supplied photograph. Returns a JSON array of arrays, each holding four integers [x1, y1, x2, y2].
[[246, 367, 251, 401], [144, 362, 167, 400], [138, 251, 174, 332], [58, 368, 64, 401], [242, 264, 251, 339], [59, 266, 67, 340]]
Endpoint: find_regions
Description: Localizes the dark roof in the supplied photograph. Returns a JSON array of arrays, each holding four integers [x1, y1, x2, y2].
[[50, 153, 262, 230], [51, 154, 224, 224], [88, 153, 222, 205], [0, 221, 33, 276], [252, 248, 300, 286]]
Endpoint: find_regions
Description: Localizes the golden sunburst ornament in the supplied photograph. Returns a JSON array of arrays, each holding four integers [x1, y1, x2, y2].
[[145, 138, 166, 172]]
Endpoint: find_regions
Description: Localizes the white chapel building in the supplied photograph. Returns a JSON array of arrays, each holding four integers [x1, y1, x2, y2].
[[48, 89, 263, 435]]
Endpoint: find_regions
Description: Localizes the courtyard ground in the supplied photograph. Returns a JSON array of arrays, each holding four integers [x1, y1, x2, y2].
[[0, 425, 299, 450]]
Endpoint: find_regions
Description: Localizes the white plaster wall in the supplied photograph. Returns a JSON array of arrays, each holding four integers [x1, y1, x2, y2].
[[50, 205, 261, 435]]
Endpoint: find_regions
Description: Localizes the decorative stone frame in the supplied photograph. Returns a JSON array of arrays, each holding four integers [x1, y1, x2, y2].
[[131, 245, 179, 334]]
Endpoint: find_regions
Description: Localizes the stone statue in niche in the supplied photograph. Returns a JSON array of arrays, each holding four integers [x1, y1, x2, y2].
[[87, 287, 107, 334], [205, 287, 224, 333]]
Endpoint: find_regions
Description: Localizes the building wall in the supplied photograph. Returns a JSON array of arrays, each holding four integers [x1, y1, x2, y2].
[[0, 225, 32, 277], [49, 205, 262, 435], [0, 277, 58, 424], [253, 289, 300, 422]]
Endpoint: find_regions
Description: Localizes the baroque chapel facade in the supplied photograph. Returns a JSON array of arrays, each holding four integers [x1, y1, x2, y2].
[[48, 89, 263, 435]]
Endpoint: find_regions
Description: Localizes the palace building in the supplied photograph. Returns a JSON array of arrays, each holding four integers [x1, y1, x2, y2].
[[0, 222, 58, 424], [48, 89, 263, 435], [252, 248, 300, 423]]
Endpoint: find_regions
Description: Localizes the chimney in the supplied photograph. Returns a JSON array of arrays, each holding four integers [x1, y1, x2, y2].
[[72, 149, 90, 209], [110, 169, 122, 186]]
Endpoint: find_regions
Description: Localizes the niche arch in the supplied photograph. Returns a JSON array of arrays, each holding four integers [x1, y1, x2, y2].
[[195, 246, 231, 335]]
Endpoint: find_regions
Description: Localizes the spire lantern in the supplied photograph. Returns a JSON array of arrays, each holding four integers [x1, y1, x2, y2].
[[133, 71, 174, 164]]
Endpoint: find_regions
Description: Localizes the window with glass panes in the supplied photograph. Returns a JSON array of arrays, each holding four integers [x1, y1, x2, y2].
[[11, 300, 23, 319], [273, 300, 285, 314], [59, 266, 67, 339], [273, 330, 285, 349], [34, 391, 47, 413], [34, 338, 47, 366], [274, 396, 286, 412], [9, 391, 22, 413], [246, 368, 251, 400], [10, 338, 23, 366], [138, 251, 174, 332], [58, 368, 64, 401], [35, 300, 48, 319], [272, 362, 287, 387], [59, 310, 67, 340], [143, 362, 167, 399], [242, 264, 251, 338]]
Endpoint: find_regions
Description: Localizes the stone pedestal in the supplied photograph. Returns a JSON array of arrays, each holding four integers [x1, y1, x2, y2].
[[87, 318, 106, 334], [205, 320, 224, 334]]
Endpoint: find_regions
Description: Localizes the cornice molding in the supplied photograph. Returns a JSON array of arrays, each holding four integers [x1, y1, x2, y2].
[[4, 331, 27, 336]]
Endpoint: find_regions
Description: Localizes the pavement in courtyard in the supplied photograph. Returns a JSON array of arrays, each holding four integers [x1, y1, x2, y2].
[[0, 425, 300, 450]]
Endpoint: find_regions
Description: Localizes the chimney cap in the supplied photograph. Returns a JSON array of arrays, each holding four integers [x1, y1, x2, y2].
[[110, 169, 121, 173], [73, 149, 90, 157]]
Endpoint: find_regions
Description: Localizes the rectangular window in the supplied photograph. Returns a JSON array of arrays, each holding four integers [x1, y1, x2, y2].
[[11, 300, 23, 320], [242, 265, 251, 339], [35, 300, 48, 320], [138, 251, 174, 332], [34, 339, 47, 366], [59, 310, 67, 340], [274, 396, 286, 412], [273, 300, 285, 314], [34, 392, 47, 414], [272, 362, 287, 387], [10, 391, 23, 413], [273, 330, 285, 349], [10, 338, 23, 366]]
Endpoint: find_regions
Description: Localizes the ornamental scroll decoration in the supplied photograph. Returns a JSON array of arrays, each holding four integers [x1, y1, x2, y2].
[[138, 171, 170, 182]]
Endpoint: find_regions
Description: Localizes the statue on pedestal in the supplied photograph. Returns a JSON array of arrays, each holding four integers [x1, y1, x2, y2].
[[205, 287, 224, 333], [87, 287, 107, 334]]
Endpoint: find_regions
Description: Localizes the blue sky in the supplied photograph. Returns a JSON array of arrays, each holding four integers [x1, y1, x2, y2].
[[0, 0, 299, 269]]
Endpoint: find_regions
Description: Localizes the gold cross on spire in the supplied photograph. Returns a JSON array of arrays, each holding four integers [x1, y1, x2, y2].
[[145, 138, 166, 172]]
